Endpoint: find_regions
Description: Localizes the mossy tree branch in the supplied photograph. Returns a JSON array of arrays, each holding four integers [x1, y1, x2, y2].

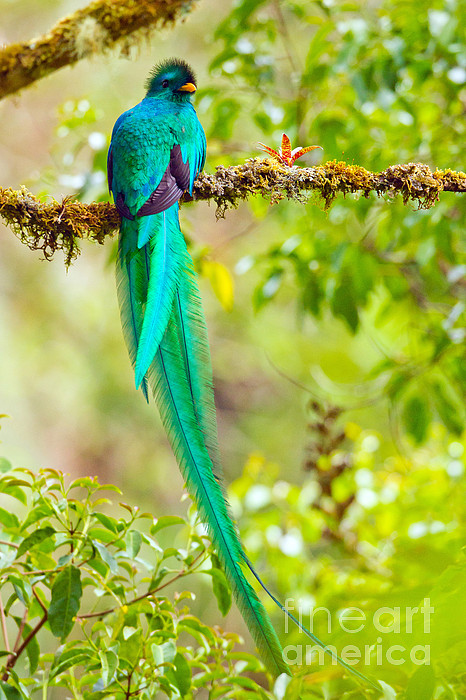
[[1, 159, 464, 265], [0, 0, 197, 100]]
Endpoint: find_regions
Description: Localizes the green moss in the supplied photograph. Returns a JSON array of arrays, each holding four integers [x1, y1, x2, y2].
[[0, 0, 196, 98], [1, 159, 464, 264], [0, 186, 119, 265]]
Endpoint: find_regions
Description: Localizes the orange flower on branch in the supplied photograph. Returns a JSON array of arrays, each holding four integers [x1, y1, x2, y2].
[[258, 133, 322, 166]]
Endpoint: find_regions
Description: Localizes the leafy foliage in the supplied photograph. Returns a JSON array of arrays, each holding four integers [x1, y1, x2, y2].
[[195, 0, 466, 447], [0, 464, 269, 699], [0, 0, 465, 698], [230, 409, 465, 698]]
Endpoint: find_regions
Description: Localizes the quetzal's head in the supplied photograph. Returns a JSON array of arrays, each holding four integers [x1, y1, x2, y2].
[[145, 58, 197, 101]]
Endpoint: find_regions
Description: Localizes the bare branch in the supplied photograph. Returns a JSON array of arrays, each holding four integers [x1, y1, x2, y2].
[[0, 0, 197, 99], [11, 610, 28, 658], [0, 595, 10, 653], [1, 159, 464, 264]]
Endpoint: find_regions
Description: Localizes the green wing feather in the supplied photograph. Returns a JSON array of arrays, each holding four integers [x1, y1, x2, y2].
[[172, 254, 222, 473]]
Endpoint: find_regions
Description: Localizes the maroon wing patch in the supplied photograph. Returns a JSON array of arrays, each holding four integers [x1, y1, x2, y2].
[[137, 145, 190, 216]]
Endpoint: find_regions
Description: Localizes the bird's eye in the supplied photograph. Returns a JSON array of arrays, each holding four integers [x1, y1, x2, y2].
[[162, 79, 169, 88]]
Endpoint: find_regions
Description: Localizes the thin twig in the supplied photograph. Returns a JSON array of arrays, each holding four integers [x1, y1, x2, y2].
[[272, 0, 309, 140], [33, 587, 48, 614], [2, 614, 48, 681], [11, 609, 28, 656], [1, 587, 49, 680], [77, 550, 206, 620], [273, 0, 301, 75], [0, 595, 10, 653], [125, 671, 133, 699]]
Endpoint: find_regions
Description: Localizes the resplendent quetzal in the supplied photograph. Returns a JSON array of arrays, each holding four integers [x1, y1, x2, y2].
[[107, 58, 378, 688]]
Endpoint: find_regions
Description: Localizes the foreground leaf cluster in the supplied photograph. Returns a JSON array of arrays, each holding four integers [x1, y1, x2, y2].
[[0, 462, 268, 699]]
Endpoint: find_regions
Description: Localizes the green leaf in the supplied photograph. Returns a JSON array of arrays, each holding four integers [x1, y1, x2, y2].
[[209, 555, 232, 616], [48, 565, 82, 641], [17, 527, 55, 558], [92, 512, 119, 534], [88, 527, 118, 543], [406, 665, 436, 700], [98, 483, 122, 494], [161, 640, 176, 665], [125, 530, 142, 558], [227, 676, 262, 690], [68, 476, 96, 490], [21, 504, 53, 530], [150, 516, 185, 534], [0, 459, 12, 474], [402, 395, 430, 444], [98, 648, 118, 688], [0, 681, 23, 700], [86, 557, 108, 578], [0, 508, 19, 529], [179, 616, 215, 645], [50, 648, 93, 679], [167, 653, 191, 697], [0, 480, 27, 505], [22, 624, 39, 675], [331, 276, 359, 332], [8, 575, 32, 606], [118, 628, 142, 666], [431, 378, 464, 435], [92, 540, 118, 574]]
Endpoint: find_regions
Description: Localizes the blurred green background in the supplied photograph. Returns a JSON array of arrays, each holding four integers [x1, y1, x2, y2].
[[0, 0, 464, 695]]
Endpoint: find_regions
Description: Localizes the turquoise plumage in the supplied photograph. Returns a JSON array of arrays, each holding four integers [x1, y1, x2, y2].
[[108, 58, 288, 677], [108, 58, 379, 690]]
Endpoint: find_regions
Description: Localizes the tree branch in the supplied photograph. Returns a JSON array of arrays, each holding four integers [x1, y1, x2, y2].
[[0, 0, 197, 99], [1, 588, 48, 681], [1, 159, 464, 264], [0, 595, 10, 653]]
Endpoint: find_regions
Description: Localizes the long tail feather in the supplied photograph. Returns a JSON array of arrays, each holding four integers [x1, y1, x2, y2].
[[246, 560, 382, 691], [134, 205, 185, 389], [172, 250, 222, 473], [119, 207, 379, 688], [146, 318, 290, 677]]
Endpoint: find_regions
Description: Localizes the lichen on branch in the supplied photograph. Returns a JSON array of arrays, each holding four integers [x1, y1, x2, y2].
[[194, 159, 465, 213], [0, 0, 196, 99], [0, 187, 119, 265], [0, 160, 464, 264]]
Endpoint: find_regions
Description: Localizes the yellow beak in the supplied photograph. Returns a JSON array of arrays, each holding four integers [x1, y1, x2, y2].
[[178, 82, 196, 93]]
